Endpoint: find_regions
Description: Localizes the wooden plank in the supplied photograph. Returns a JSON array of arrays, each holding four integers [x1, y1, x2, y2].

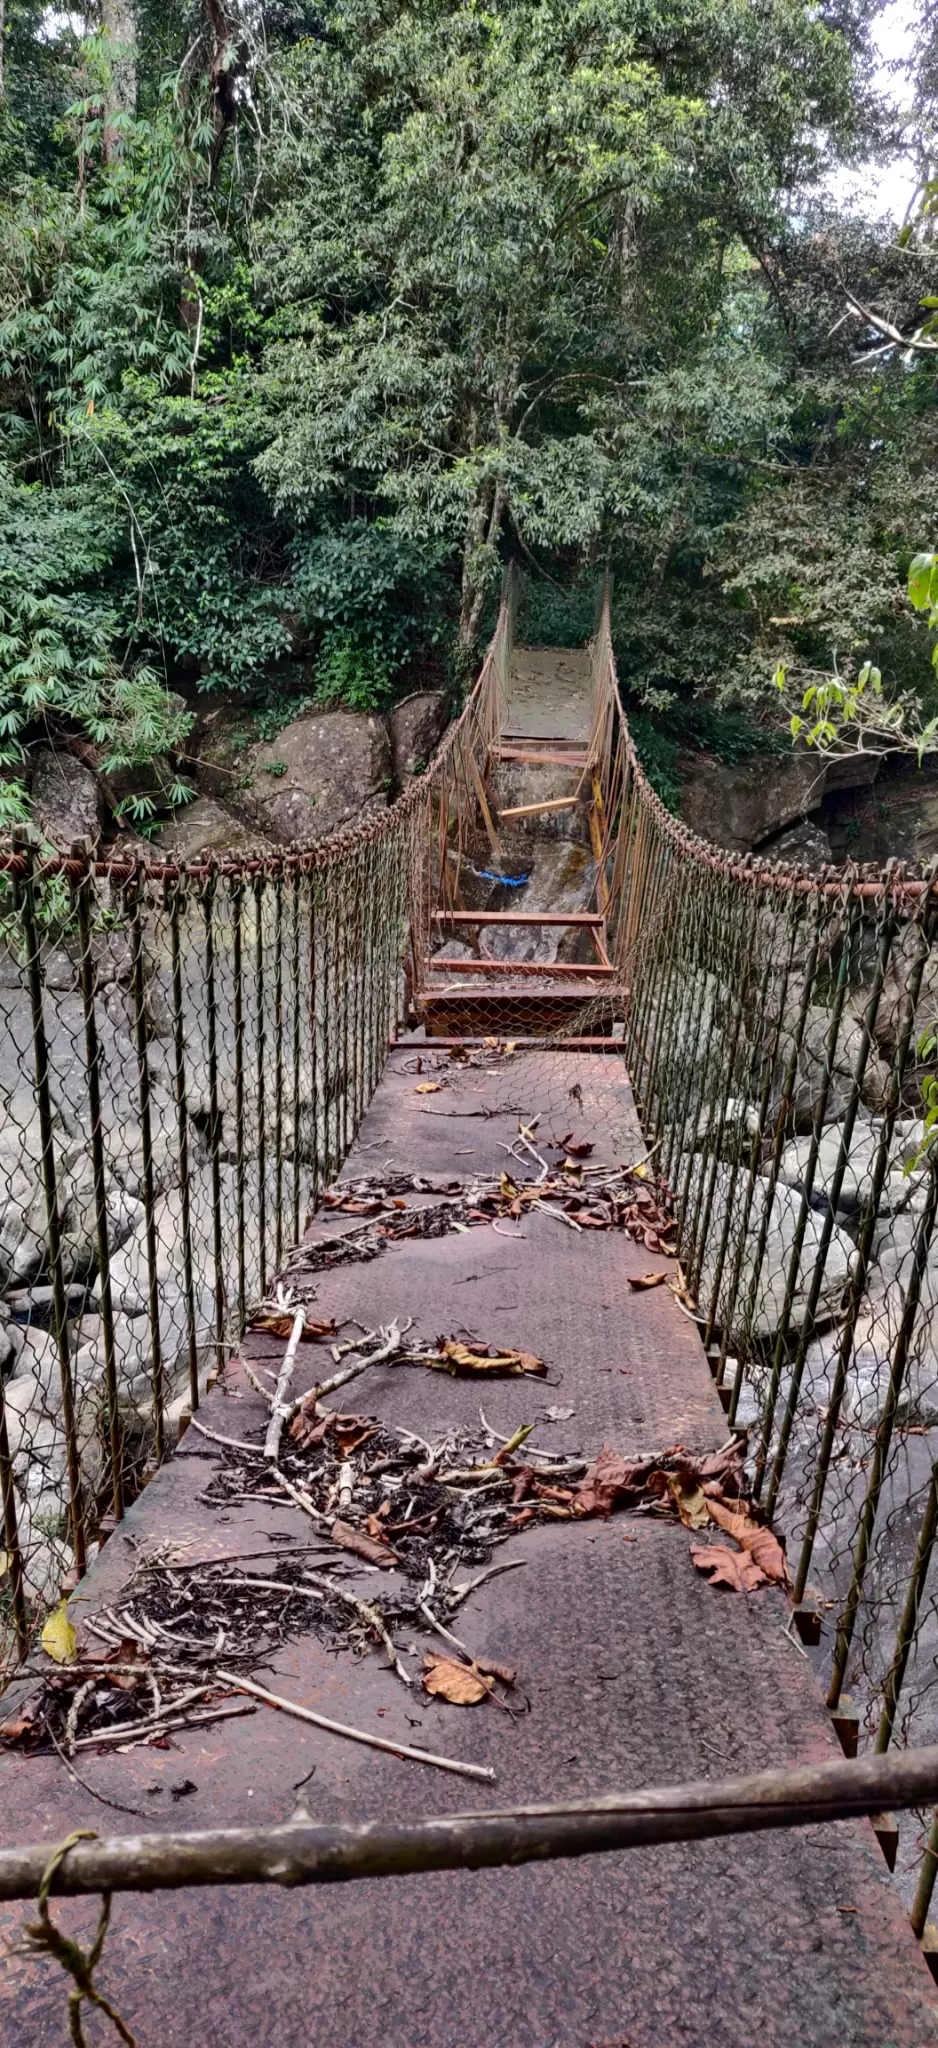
[[465, 748, 502, 857], [495, 748, 589, 767], [426, 957, 615, 979], [433, 911, 604, 927], [499, 796, 580, 819]]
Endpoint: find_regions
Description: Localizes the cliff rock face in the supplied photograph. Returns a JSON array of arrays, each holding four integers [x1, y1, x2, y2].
[[678, 750, 879, 856]]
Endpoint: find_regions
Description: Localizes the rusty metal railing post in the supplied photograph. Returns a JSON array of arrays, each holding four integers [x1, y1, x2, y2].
[[201, 859, 226, 1374], [15, 829, 86, 1576], [167, 872, 199, 1413], [875, 1464, 938, 1754], [0, 1380, 28, 1654], [126, 853, 165, 1461], [73, 843, 122, 1517]]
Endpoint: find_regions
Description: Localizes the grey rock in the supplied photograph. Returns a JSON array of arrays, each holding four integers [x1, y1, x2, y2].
[[31, 745, 101, 852], [246, 711, 391, 845], [148, 797, 269, 865], [688, 1159, 857, 1340], [678, 752, 828, 854], [390, 692, 447, 783], [42, 948, 76, 991], [778, 1116, 928, 1216], [761, 819, 833, 870]]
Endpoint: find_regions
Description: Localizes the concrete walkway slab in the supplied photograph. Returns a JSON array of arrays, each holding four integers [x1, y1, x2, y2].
[[1, 1050, 936, 2046]]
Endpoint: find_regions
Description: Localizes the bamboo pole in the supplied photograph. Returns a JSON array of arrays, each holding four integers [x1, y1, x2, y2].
[[4, 1748, 938, 1901]]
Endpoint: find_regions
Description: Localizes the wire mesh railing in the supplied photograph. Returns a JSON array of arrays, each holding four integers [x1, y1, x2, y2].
[[588, 575, 938, 1936], [0, 582, 516, 1679]]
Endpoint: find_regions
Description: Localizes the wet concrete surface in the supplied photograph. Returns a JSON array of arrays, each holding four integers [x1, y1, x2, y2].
[[1, 1051, 937, 2045]]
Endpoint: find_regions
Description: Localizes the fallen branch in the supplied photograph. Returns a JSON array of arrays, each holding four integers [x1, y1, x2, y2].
[[73, 1703, 258, 1751], [265, 1308, 307, 1462], [7, 1746, 938, 1899], [215, 1669, 495, 1781]]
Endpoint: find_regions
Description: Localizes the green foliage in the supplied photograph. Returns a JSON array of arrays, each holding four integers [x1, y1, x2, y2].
[[313, 632, 396, 714], [627, 712, 682, 812], [0, 0, 933, 826], [292, 524, 452, 679]]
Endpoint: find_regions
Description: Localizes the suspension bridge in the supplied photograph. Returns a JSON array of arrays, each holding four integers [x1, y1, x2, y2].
[[2, 577, 938, 2042]]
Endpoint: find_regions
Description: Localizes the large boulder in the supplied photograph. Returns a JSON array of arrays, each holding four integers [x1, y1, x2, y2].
[[148, 796, 270, 864], [246, 711, 391, 844], [390, 692, 447, 783], [760, 819, 833, 870], [31, 746, 100, 851], [777, 1116, 928, 1217], [686, 1158, 857, 1341], [679, 749, 881, 856], [679, 752, 827, 853]]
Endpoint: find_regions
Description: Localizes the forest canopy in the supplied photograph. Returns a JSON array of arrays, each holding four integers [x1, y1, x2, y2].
[[0, 0, 936, 825]]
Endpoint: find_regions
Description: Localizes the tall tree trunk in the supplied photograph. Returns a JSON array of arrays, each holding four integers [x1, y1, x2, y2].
[[459, 479, 506, 646], [100, 0, 136, 162]]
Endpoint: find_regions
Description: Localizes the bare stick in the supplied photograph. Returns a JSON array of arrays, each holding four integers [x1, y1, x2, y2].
[[74, 1702, 257, 1751], [8, 1747, 938, 1900], [533, 1200, 583, 1232], [216, 1669, 495, 1781], [419, 1602, 476, 1661], [44, 1721, 153, 1820], [297, 1321, 413, 1412], [449, 1559, 527, 1611], [188, 1416, 265, 1456], [270, 1467, 329, 1525], [265, 1308, 307, 1462]]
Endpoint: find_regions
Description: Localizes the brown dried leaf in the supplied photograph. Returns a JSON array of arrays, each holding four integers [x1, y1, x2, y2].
[[415, 1081, 442, 1094], [430, 1340, 546, 1377], [628, 1271, 668, 1291], [563, 1139, 594, 1158], [330, 1519, 400, 1568], [249, 1313, 335, 1339], [705, 1498, 789, 1585], [422, 1654, 490, 1705], [573, 1444, 645, 1517], [690, 1543, 767, 1593]]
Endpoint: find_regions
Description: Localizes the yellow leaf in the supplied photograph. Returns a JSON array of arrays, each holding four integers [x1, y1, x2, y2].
[[41, 1602, 77, 1664], [0, 1550, 8, 1578], [665, 1474, 710, 1530], [422, 1653, 490, 1704], [632, 1161, 649, 1180], [414, 1081, 442, 1094]]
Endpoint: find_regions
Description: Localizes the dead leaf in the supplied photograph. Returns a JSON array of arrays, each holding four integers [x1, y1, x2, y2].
[[428, 1339, 546, 1377], [544, 1404, 575, 1422], [415, 1082, 442, 1094], [41, 1602, 77, 1665], [422, 1654, 490, 1705], [573, 1444, 645, 1517], [330, 1519, 400, 1568], [666, 1473, 710, 1530], [628, 1271, 668, 1291], [705, 1497, 789, 1585], [691, 1543, 766, 1593], [249, 1312, 334, 1339]]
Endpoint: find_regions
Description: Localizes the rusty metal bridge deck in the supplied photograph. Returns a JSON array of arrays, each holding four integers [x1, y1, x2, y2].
[[1, 1050, 936, 2045]]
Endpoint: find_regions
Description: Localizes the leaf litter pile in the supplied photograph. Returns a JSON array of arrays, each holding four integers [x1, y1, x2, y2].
[[3, 1110, 789, 1778], [281, 1119, 677, 1277]]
